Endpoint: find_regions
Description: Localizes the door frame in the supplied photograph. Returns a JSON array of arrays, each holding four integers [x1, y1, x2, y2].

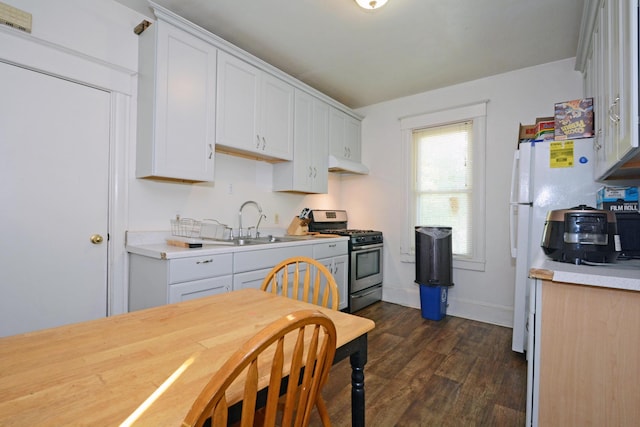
[[0, 26, 135, 315]]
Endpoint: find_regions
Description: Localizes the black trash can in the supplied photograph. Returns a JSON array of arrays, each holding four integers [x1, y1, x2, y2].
[[415, 226, 453, 320]]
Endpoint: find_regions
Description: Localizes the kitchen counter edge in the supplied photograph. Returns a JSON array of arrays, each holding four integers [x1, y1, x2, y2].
[[126, 235, 349, 260], [529, 255, 640, 292]]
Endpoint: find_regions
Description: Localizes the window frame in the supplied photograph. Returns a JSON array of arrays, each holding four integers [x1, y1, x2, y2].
[[400, 102, 487, 271]]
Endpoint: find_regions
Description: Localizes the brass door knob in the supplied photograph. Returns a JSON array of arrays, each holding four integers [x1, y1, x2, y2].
[[90, 234, 104, 244]]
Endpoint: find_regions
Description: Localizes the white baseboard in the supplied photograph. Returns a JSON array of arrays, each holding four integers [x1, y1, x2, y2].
[[382, 285, 513, 328]]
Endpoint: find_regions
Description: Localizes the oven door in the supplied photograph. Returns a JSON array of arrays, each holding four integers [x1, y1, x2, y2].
[[350, 243, 383, 294]]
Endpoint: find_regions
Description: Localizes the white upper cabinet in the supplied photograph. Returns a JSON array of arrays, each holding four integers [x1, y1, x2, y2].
[[136, 19, 217, 182], [216, 51, 294, 161], [329, 107, 362, 162], [579, 0, 639, 180], [273, 90, 329, 193]]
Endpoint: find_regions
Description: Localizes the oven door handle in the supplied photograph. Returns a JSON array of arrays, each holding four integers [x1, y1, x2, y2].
[[351, 243, 383, 252]]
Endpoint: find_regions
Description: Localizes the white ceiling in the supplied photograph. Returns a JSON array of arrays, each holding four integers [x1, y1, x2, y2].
[[115, 0, 585, 109]]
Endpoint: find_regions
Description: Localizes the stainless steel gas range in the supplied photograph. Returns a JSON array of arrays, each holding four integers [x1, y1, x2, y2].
[[307, 210, 383, 313]]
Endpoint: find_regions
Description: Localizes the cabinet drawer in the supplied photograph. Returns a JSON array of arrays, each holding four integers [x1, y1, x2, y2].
[[313, 240, 347, 259], [169, 253, 233, 284], [234, 245, 313, 273]]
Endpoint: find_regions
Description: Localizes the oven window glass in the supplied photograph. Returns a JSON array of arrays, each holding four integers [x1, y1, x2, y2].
[[356, 250, 380, 280]]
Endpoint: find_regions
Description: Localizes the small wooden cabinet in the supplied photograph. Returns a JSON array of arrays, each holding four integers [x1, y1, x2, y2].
[[273, 89, 329, 193], [216, 51, 294, 161], [530, 278, 640, 426], [136, 18, 217, 182]]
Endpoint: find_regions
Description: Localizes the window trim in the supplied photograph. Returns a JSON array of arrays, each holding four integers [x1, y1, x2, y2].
[[400, 101, 487, 272]]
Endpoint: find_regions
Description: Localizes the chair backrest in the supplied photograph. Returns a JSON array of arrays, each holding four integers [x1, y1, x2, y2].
[[260, 256, 340, 310], [182, 310, 337, 427]]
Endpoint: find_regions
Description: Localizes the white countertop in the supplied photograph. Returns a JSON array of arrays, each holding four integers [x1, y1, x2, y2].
[[126, 231, 348, 260], [530, 252, 640, 292]]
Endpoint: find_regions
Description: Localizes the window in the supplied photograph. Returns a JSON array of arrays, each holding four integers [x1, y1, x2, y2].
[[401, 102, 486, 271]]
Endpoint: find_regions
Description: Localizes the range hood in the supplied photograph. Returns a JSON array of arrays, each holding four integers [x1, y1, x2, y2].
[[327, 155, 369, 175]]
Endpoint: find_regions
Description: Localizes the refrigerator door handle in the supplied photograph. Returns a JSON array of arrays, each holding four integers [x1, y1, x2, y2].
[[509, 150, 520, 204], [509, 202, 518, 258], [509, 150, 520, 258]]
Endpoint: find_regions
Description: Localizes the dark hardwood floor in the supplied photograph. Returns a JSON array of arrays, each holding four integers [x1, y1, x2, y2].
[[311, 301, 527, 427]]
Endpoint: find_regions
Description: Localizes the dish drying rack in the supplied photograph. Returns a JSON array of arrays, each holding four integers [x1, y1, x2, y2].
[[170, 218, 229, 240]]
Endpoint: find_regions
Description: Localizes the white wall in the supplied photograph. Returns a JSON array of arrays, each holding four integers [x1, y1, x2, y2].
[[127, 153, 345, 232], [7, 0, 585, 326], [5, 0, 343, 233], [351, 59, 584, 326]]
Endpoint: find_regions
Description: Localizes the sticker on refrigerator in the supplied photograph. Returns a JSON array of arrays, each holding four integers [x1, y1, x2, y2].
[[549, 141, 574, 168]]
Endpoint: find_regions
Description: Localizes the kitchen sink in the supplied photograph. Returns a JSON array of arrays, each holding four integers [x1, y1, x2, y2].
[[236, 235, 308, 245], [201, 235, 308, 246]]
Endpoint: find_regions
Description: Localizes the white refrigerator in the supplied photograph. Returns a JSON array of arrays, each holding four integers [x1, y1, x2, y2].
[[509, 138, 600, 353]]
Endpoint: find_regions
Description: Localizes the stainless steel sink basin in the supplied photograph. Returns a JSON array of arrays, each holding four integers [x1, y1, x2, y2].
[[236, 235, 306, 245], [201, 235, 306, 246]]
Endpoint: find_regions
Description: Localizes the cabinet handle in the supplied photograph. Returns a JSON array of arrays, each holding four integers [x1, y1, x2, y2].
[[313, 167, 317, 178], [256, 135, 261, 149], [196, 259, 214, 264], [344, 147, 348, 157], [609, 96, 620, 123], [261, 136, 266, 150], [347, 147, 351, 158], [308, 166, 313, 178], [594, 130, 602, 150], [208, 144, 213, 159], [329, 243, 336, 248]]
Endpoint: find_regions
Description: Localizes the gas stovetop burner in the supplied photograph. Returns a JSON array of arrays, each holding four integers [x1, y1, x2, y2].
[[306, 209, 383, 245]]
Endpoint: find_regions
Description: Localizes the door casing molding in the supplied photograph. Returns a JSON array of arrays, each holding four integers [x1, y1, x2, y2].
[[0, 26, 136, 315]]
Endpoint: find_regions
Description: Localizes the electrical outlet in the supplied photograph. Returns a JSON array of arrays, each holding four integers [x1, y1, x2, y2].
[[274, 213, 280, 224]]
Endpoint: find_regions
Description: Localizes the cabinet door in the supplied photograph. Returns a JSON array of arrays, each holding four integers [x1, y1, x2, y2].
[[259, 74, 294, 160], [344, 115, 362, 162], [317, 255, 348, 311], [329, 107, 362, 162], [329, 107, 347, 159], [613, 0, 639, 162], [233, 268, 272, 290], [234, 264, 312, 296], [272, 90, 328, 193], [168, 276, 232, 303], [216, 51, 260, 153], [538, 280, 640, 425], [310, 98, 329, 193], [137, 20, 217, 182]]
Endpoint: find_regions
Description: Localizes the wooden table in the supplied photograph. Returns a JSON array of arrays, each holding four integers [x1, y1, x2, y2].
[[0, 289, 375, 426]]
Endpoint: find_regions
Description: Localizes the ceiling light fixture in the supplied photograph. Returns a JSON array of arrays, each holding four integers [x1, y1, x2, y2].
[[355, 0, 388, 10]]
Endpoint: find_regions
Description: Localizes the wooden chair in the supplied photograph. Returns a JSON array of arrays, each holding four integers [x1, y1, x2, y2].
[[260, 256, 340, 311], [260, 256, 339, 426], [182, 309, 337, 427]]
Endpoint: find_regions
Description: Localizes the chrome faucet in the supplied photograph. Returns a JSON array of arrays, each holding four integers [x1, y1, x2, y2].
[[238, 200, 263, 238]]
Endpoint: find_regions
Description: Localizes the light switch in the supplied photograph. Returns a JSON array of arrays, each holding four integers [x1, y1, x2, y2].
[[0, 2, 32, 33]]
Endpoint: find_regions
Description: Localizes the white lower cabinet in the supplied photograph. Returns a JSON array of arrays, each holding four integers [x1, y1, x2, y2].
[[128, 239, 348, 311], [168, 276, 231, 303], [129, 253, 233, 311], [313, 241, 348, 310], [233, 268, 273, 291]]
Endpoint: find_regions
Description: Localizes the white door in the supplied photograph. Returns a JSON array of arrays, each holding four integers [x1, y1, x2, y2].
[[0, 62, 110, 337]]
